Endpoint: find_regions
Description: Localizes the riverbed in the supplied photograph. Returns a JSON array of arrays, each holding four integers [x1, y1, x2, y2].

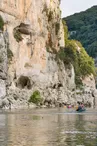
[[0, 108, 97, 146]]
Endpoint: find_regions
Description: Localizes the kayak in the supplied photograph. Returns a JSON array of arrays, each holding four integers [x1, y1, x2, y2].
[[76, 108, 86, 112]]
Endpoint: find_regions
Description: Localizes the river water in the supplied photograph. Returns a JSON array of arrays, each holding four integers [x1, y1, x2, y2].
[[0, 108, 97, 146]]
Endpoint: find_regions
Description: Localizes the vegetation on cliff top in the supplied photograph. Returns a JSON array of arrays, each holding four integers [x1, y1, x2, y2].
[[57, 20, 95, 86], [63, 6, 97, 58]]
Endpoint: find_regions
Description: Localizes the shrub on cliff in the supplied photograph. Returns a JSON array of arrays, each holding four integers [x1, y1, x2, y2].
[[0, 15, 4, 31], [62, 20, 69, 45], [28, 90, 43, 105], [7, 48, 13, 62], [13, 29, 23, 42], [57, 21, 95, 86]]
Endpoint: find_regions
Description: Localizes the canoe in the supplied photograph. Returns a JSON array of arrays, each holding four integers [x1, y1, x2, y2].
[[76, 108, 86, 112]]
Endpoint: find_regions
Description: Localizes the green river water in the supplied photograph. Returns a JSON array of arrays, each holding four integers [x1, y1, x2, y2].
[[0, 108, 97, 146]]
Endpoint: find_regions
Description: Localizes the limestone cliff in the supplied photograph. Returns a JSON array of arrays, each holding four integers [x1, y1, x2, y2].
[[0, 0, 96, 109]]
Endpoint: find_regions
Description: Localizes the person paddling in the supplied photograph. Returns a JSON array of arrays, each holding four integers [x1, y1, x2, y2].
[[76, 102, 84, 111]]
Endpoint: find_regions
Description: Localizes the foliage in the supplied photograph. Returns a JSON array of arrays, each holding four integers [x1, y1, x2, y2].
[[57, 40, 77, 64], [13, 29, 23, 42], [42, 3, 48, 15], [63, 6, 97, 58], [7, 48, 13, 61], [46, 47, 50, 52], [55, 22, 60, 35], [57, 21, 95, 86], [28, 90, 42, 105], [62, 20, 69, 45], [0, 15, 4, 31], [48, 11, 53, 22], [42, 4, 53, 22]]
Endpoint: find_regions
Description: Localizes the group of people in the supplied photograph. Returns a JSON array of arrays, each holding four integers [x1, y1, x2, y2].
[[64, 102, 85, 111], [76, 102, 85, 111]]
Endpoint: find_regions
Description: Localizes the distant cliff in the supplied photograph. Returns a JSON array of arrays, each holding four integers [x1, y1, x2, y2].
[[0, 0, 97, 109]]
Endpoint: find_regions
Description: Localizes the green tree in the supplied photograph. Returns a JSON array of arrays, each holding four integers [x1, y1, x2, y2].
[[63, 6, 97, 58]]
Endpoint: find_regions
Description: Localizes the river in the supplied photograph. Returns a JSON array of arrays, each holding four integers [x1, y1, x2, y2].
[[0, 108, 97, 146]]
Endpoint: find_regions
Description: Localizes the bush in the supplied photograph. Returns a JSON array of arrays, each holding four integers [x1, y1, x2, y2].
[[28, 90, 42, 105], [55, 22, 60, 35], [7, 48, 13, 61], [13, 29, 23, 42], [48, 11, 53, 22], [62, 20, 69, 45], [0, 15, 4, 31], [57, 21, 95, 87], [56, 40, 77, 64], [65, 40, 95, 86]]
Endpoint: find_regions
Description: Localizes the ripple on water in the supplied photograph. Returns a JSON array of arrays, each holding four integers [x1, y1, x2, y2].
[[0, 108, 97, 146]]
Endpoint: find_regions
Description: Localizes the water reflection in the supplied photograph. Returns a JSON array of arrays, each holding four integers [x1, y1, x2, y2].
[[0, 108, 97, 146], [0, 114, 7, 146]]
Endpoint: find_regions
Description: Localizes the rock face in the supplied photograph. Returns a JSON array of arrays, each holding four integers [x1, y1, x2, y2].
[[0, 0, 96, 109], [0, 31, 7, 99]]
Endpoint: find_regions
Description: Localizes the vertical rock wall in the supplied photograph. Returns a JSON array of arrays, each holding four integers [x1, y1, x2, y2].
[[0, 0, 96, 109], [0, 31, 7, 100]]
